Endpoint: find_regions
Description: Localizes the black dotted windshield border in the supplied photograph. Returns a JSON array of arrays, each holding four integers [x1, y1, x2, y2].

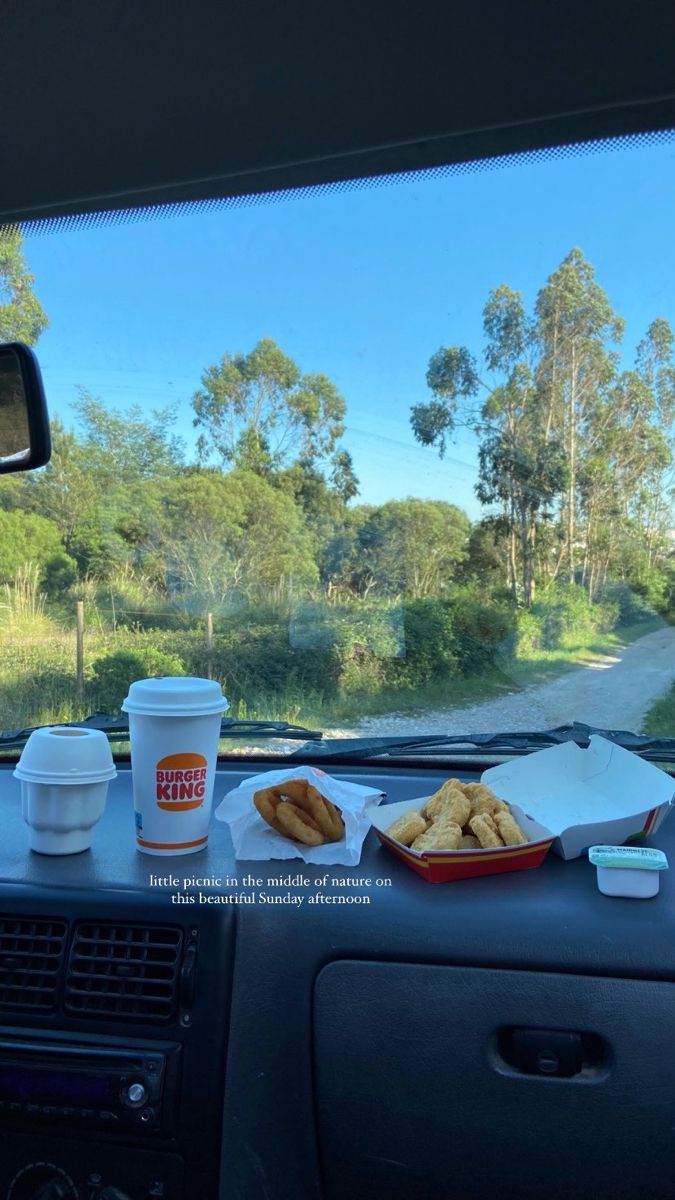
[[1, 128, 674, 240]]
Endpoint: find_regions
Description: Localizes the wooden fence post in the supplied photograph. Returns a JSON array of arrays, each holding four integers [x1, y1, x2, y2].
[[76, 600, 85, 702], [206, 611, 213, 680]]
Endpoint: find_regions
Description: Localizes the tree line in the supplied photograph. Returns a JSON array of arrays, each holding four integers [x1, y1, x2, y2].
[[0, 389, 470, 608], [0, 229, 673, 623]]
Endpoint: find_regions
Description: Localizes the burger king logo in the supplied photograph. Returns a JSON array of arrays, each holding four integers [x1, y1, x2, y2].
[[156, 752, 208, 812]]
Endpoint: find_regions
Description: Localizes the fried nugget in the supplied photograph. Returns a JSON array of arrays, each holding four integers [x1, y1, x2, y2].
[[467, 786, 509, 819], [385, 811, 427, 846], [423, 786, 470, 825], [275, 801, 326, 846], [440, 791, 471, 828], [481, 812, 500, 836], [411, 821, 463, 851], [437, 778, 464, 794], [494, 810, 528, 846], [465, 783, 494, 801], [469, 813, 505, 848], [459, 834, 481, 850], [423, 792, 449, 822], [462, 782, 491, 799]]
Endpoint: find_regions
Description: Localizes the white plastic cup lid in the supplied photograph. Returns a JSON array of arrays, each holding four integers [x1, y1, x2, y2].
[[13, 726, 117, 785], [121, 676, 229, 717]]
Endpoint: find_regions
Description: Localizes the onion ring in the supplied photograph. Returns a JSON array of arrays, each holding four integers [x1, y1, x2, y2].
[[275, 801, 326, 846], [253, 777, 344, 845], [253, 786, 286, 834]]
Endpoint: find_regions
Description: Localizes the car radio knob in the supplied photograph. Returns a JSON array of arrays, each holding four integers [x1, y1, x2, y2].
[[7, 1164, 78, 1200], [123, 1080, 147, 1105]]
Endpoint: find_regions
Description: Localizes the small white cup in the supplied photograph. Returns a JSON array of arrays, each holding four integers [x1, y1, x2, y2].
[[14, 727, 117, 855]]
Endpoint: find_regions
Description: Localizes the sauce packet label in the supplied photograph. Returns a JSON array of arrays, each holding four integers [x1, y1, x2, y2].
[[589, 845, 668, 871]]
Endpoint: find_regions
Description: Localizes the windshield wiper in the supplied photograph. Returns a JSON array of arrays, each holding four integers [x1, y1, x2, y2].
[[0, 712, 323, 751], [3, 717, 673, 764], [292, 722, 675, 763]]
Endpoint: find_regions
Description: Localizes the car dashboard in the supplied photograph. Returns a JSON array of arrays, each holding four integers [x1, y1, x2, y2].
[[0, 761, 674, 1200]]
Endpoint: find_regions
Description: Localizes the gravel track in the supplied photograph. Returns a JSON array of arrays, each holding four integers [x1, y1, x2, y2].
[[328, 626, 675, 738]]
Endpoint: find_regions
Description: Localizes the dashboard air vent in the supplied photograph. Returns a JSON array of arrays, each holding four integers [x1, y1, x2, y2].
[[0, 915, 68, 1012], [65, 923, 183, 1022]]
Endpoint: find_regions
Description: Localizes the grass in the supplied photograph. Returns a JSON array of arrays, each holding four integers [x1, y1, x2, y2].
[[0, 609, 668, 738], [643, 685, 675, 736]]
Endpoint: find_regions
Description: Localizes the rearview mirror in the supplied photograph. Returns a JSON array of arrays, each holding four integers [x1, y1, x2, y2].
[[0, 342, 51, 473]]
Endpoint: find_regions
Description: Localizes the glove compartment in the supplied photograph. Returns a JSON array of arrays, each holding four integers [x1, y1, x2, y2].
[[313, 961, 675, 1200]]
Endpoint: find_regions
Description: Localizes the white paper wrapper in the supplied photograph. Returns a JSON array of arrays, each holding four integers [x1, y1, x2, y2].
[[214, 766, 384, 864]]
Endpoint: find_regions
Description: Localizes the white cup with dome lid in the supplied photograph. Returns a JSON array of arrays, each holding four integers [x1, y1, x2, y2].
[[14, 725, 117, 854], [121, 676, 228, 856]]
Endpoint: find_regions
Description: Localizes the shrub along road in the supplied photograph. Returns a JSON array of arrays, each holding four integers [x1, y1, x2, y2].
[[339, 625, 675, 738]]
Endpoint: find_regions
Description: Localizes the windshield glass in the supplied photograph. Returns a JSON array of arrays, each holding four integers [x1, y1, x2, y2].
[[2, 133, 675, 756]]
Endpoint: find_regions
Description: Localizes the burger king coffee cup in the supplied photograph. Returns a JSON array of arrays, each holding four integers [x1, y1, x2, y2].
[[14, 726, 116, 855], [121, 676, 228, 856]]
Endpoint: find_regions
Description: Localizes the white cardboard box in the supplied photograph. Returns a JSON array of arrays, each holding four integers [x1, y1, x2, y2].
[[482, 735, 675, 860]]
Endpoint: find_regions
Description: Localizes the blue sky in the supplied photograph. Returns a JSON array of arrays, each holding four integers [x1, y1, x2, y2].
[[21, 134, 675, 520]]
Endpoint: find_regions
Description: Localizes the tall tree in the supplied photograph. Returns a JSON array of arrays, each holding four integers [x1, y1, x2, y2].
[[578, 318, 675, 596], [476, 426, 566, 604], [478, 288, 564, 603], [411, 283, 566, 603], [534, 248, 624, 582], [22, 418, 100, 555], [191, 337, 350, 482], [0, 228, 48, 345], [71, 390, 185, 483], [22, 396, 186, 578]]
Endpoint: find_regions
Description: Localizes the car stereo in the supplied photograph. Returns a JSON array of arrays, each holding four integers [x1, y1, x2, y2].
[[0, 1034, 180, 1134]]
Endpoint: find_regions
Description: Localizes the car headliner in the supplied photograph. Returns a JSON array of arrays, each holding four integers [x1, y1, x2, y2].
[[1, 0, 675, 226]]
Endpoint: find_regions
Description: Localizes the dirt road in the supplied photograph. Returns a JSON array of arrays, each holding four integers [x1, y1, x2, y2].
[[336, 625, 675, 738]]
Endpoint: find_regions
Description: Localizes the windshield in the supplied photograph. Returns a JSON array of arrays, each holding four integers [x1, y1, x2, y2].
[[1, 133, 675, 757]]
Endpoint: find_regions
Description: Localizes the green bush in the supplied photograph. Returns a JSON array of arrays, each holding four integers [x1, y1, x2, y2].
[[629, 568, 669, 614], [391, 599, 458, 688], [0, 667, 80, 728], [451, 599, 517, 673], [329, 605, 404, 697], [206, 618, 339, 705], [90, 647, 186, 713], [0, 512, 66, 585], [510, 608, 543, 656], [593, 598, 620, 634], [289, 600, 403, 659], [338, 652, 391, 697], [532, 585, 598, 648], [528, 584, 619, 649], [41, 552, 78, 599], [601, 582, 656, 623]]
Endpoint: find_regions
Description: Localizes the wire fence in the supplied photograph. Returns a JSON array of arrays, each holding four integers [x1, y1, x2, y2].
[[0, 601, 218, 700]]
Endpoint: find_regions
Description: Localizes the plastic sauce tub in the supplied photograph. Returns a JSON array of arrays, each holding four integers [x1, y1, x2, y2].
[[589, 845, 668, 898]]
